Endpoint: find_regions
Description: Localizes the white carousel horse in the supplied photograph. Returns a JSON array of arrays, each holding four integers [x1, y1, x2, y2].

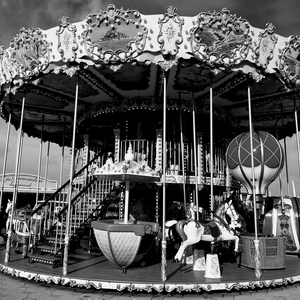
[[5, 200, 31, 233], [5, 199, 16, 233], [171, 199, 242, 263], [5, 200, 33, 254], [165, 203, 204, 261]]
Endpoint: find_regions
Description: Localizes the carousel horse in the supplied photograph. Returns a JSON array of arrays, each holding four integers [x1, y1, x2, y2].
[[5, 200, 16, 233], [165, 202, 203, 261], [5, 200, 31, 255], [171, 199, 242, 263]]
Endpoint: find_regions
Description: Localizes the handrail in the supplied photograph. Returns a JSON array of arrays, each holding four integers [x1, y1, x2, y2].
[[29, 182, 116, 252], [56, 176, 98, 218], [31, 151, 103, 216]]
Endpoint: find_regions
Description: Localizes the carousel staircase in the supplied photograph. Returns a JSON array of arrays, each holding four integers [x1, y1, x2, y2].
[[26, 152, 118, 268]]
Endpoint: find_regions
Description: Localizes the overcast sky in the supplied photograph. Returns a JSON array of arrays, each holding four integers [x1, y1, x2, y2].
[[0, 0, 300, 196]]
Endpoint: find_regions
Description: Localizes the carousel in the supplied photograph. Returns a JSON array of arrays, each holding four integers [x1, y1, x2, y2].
[[1, 4, 300, 293]]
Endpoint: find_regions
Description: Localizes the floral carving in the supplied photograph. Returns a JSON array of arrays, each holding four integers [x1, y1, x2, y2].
[[56, 16, 78, 62], [158, 6, 184, 56]]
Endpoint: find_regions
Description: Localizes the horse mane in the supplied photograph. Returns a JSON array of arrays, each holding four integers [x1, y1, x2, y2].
[[213, 202, 227, 219], [175, 220, 189, 241]]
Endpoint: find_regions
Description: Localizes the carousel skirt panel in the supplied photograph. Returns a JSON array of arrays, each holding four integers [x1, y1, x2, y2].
[[1, 247, 300, 292], [263, 197, 300, 254]]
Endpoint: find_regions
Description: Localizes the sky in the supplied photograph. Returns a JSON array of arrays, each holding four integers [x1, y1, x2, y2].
[[0, 0, 300, 196]]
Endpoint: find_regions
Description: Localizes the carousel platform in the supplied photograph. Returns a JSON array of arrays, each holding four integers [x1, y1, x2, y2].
[[1, 245, 300, 293]]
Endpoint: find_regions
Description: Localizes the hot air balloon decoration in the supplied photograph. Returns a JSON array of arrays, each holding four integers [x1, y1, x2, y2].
[[226, 131, 284, 196], [226, 131, 286, 275]]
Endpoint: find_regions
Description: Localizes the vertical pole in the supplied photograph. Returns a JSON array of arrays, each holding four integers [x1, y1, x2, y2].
[[62, 73, 79, 276], [43, 142, 50, 202], [294, 100, 300, 194], [209, 76, 214, 218], [31, 116, 44, 247], [247, 80, 261, 278], [57, 118, 66, 208], [5, 93, 26, 264], [283, 137, 289, 196], [292, 180, 296, 197], [35, 116, 44, 206], [192, 92, 199, 220], [18, 131, 24, 176], [43, 141, 51, 234], [0, 112, 11, 211], [275, 119, 285, 211], [161, 70, 167, 282], [179, 102, 187, 212], [123, 181, 130, 224]]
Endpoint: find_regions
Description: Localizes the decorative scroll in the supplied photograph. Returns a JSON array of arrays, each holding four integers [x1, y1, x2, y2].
[[190, 8, 251, 67], [254, 23, 278, 70], [82, 4, 147, 63], [157, 6, 184, 56], [278, 35, 300, 87], [0, 260, 298, 292], [10, 27, 50, 79], [56, 16, 78, 62]]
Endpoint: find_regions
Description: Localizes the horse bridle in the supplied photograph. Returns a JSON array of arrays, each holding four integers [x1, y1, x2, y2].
[[214, 202, 239, 235]]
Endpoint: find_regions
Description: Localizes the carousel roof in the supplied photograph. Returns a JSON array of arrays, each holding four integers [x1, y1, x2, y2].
[[0, 4, 300, 145]]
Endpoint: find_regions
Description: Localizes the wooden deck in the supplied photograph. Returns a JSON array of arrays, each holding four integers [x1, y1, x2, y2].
[[1, 245, 300, 292]]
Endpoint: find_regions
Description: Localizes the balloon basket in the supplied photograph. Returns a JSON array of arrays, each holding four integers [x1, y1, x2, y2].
[[238, 235, 286, 269]]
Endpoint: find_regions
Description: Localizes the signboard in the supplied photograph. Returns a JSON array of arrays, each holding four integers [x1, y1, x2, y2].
[[0, 173, 58, 193]]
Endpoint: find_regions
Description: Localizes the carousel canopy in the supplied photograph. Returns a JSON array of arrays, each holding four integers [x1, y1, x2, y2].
[[0, 4, 300, 146]]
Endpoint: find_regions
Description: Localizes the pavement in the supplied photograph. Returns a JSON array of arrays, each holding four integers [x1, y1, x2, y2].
[[1, 272, 300, 300]]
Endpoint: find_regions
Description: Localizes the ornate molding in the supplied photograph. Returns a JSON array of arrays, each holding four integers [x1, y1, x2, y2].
[[0, 46, 15, 84], [157, 59, 177, 71], [56, 16, 79, 62], [1, 261, 300, 292], [278, 35, 300, 87], [10, 27, 50, 79], [82, 4, 147, 63], [254, 23, 278, 70], [190, 8, 251, 67], [157, 6, 184, 57]]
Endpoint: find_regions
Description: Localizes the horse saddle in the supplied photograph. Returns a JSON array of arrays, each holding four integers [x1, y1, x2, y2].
[[203, 221, 221, 239]]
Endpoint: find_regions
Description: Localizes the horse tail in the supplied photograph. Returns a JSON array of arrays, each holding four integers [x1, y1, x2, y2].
[[176, 220, 188, 241]]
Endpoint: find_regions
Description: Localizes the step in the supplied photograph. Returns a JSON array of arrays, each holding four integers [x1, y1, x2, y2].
[[46, 236, 77, 245], [37, 245, 61, 254], [27, 253, 61, 268], [46, 237, 65, 245]]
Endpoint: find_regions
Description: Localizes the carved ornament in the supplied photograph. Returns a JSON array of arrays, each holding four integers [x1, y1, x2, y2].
[[190, 8, 251, 67]]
